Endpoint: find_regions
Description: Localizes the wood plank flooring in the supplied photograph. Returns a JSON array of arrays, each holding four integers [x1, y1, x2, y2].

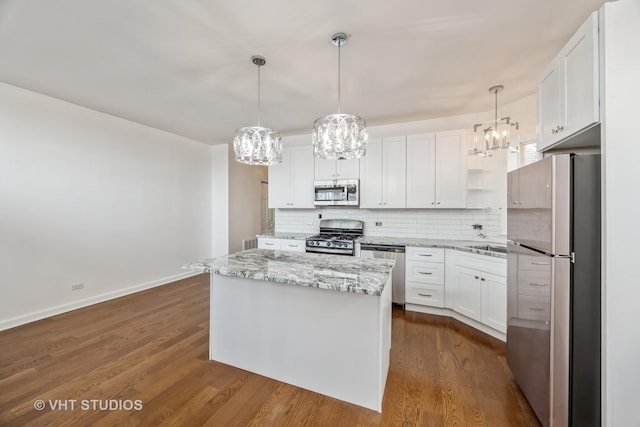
[[0, 274, 540, 426]]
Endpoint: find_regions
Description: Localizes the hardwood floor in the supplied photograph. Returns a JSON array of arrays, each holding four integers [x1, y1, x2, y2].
[[0, 274, 540, 426]]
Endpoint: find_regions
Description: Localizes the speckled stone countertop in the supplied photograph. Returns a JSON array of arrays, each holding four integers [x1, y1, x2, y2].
[[185, 248, 395, 296], [257, 232, 315, 240], [357, 236, 507, 259]]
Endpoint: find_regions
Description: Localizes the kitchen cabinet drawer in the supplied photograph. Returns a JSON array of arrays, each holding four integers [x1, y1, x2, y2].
[[406, 283, 444, 308], [518, 254, 551, 271], [257, 238, 306, 252], [406, 247, 445, 263], [518, 270, 551, 296], [258, 238, 281, 249], [280, 240, 305, 252], [406, 261, 444, 285], [517, 295, 550, 321]]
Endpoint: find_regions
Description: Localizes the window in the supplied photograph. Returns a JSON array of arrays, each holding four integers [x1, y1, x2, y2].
[[520, 139, 542, 166]]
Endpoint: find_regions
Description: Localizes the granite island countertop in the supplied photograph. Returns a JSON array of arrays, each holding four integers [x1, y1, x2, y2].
[[185, 248, 395, 296]]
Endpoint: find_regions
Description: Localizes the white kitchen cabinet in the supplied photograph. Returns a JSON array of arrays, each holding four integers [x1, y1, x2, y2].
[[537, 11, 599, 152], [257, 237, 306, 252], [481, 271, 507, 332], [448, 251, 507, 333], [405, 247, 445, 308], [314, 158, 359, 181], [454, 266, 483, 321], [268, 143, 315, 209], [360, 136, 406, 208], [406, 130, 467, 209]]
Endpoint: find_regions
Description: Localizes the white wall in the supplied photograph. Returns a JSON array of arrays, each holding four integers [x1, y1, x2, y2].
[[0, 83, 212, 330], [212, 144, 229, 257], [228, 151, 267, 253], [600, 1, 640, 425]]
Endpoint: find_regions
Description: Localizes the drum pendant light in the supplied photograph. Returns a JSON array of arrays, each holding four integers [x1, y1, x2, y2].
[[233, 55, 283, 165], [312, 32, 368, 160]]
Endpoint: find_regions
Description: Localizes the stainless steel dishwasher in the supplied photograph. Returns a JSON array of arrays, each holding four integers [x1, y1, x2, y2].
[[359, 244, 405, 307]]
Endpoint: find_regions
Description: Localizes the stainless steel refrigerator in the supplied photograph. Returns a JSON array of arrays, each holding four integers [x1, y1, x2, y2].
[[507, 154, 601, 427]]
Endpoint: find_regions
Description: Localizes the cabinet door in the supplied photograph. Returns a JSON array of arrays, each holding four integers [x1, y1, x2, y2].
[[455, 266, 483, 322], [314, 158, 336, 180], [336, 158, 360, 179], [359, 138, 383, 208], [268, 148, 291, 208], [406, 133, 436, 208], [290, 145, 315, 208], [482, 272, 507, 333], [564, 12, 599, 138], [538, 63, 563, 150], [382, 136, 407, 208], [435, 130, 467, 208]]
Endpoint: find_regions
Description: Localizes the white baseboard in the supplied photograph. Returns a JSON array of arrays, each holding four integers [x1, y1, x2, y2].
[[405, 303, 506, 342], [0, 271, 200, 332]]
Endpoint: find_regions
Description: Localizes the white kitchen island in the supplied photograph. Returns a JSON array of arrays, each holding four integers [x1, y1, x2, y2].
[[185, 248, 394, 412]]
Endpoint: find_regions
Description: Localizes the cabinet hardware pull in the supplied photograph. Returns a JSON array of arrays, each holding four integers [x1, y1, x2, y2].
[[418, 254, 432, 257], [265, 243, 274, 246], [418, 272, 433, 275], [481, 278, 486, 281], [529, 282, 548, 287], [529, 307, 545, 311], [288, 244, 297, 247], [418, 293, 433, 297], [531, 262, 550, 266], [475, 275, 480, 279]]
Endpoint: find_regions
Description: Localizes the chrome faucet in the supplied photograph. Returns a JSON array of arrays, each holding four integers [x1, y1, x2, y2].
[[472, 224, 486, 239]]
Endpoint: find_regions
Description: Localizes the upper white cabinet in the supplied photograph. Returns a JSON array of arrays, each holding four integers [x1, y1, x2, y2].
[[268, 143, 315, 209], [406, 130, 467, 208], [537, 11, 599, 152], [360, 136, 407, 208], [314, 158, 360, 181]]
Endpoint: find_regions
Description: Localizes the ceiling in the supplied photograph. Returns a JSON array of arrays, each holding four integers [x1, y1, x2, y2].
[[0, 0, 607, 145]]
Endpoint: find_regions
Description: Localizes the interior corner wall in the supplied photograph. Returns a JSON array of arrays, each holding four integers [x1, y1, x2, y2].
[[0, 83, 213, 331], [212, 144, 229, 257], [227, 149, 267, 253], [600, 1, 640, 425]]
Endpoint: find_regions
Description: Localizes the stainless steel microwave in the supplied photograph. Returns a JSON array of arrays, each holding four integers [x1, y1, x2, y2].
[[314, 179, 359, 206]]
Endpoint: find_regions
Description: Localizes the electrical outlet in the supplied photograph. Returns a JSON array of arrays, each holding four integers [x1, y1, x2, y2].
[[71, 283, 84, 291], [375, 221, 382, 226]]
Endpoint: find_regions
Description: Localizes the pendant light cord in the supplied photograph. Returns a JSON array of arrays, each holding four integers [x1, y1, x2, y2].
[[494, 88, 498, 130], [337, 40, 341, 114], [257, 63, 261, 127]]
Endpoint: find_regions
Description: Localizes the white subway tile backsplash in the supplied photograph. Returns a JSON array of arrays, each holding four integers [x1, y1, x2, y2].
[[275, 208, 506, 243]]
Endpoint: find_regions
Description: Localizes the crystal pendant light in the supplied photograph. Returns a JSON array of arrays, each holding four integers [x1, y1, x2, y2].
[[233, 55, 282, 165], [470, 85, 519, 157], [312, 33, 368, 160]]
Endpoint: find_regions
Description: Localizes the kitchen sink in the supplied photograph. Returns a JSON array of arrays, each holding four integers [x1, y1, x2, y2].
[[467, 244, 508, 254]]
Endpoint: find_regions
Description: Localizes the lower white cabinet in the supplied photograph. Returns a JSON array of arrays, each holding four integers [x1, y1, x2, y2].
[[405, 247, 445, 308], [257, 238, 306, 252], [446, 250, 507, 334]]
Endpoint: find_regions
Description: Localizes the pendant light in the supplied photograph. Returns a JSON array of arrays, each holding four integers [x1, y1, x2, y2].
[[312, 32, 368, 160], [233, 55, 283, 165], [470, 85, 519, 157]]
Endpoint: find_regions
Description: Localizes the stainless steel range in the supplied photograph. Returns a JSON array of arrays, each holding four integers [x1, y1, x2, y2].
[[305, 219, 364, 256]]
